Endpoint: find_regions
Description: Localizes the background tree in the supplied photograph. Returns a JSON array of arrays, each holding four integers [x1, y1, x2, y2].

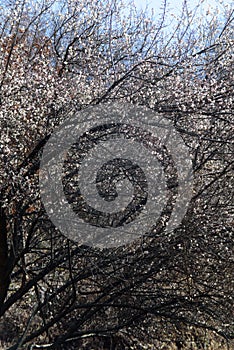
[[0, 0, 233, 349]]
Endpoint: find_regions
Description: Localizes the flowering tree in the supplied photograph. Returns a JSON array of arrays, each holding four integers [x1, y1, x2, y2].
[[0, 0, 233, 349]]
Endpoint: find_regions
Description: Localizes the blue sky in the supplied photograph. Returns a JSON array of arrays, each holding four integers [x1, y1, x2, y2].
[[132, 0, 233, 16]]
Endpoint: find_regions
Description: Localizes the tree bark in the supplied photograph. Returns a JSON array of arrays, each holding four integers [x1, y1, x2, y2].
[[0, 205, 9, 306]]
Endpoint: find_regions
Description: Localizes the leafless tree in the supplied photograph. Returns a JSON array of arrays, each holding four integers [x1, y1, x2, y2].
[[0, 0, 233, 349]]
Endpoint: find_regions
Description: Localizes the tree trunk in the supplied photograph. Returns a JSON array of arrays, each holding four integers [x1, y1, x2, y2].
[[0, 205, 9, 306]]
